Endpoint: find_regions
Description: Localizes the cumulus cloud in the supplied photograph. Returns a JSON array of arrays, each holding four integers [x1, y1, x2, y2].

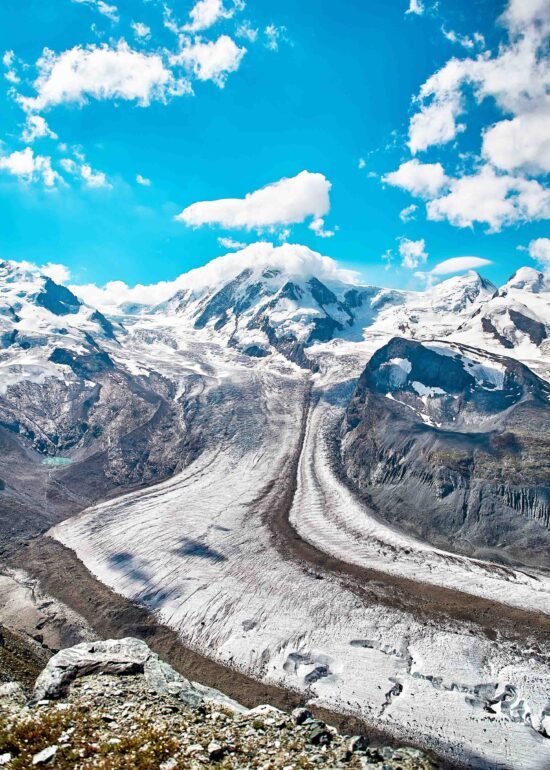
[[428, 256, 492, 276], [176, 171, 331, 231], [72, 242, 360, 311], [482, 106, 550, 174], [136, 174, 151, 186], [170, 35, 246, 87], [399, 237, 427, 269], [408, 2, 549, 155], [399, 203, 418, 222], [426, 165, 550, 231], [21, 114, 57, 143], [185, 0, 242, 32], [41, 262, 72, 283], [383, 159, 448, 197], [20, 42, 187, 112], [391, 0, 550, 234], [528, 237, 550, 267], [0, 147, 60, 187], [500, 0, 550, 32]]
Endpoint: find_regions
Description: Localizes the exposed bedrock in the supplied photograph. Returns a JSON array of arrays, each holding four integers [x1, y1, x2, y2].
[[340, 337, 550, 570], [0, 363, 232, 553]]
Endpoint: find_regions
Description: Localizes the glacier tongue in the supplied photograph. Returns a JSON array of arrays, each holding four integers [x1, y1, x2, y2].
[[50, 337, 550, 770]]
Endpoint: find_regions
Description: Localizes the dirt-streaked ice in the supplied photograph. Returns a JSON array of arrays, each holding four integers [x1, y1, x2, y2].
[[52, 334, 550, 770]]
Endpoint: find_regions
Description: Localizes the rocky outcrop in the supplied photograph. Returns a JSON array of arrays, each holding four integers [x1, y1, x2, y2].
[[32, 638, 244, 712], [0, 639, 437, 770], [341, 337, 550, 570]]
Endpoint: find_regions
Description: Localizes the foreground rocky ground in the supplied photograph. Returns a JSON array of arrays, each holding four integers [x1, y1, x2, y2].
[[0, 638, 436, 770]]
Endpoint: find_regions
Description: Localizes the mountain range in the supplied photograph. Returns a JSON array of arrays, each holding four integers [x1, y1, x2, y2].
[[2, 249, 550, 770], [1, 252, 550, 567]]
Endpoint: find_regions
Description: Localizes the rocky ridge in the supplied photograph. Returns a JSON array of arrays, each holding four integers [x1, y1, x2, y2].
[[0, 638, 436, 770], [341, 336, 550, 569]]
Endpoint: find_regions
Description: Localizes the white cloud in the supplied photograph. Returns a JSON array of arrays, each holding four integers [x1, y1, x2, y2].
[[0, 147, 60, 187], [399, 203, 418, 222], [21, 42, 187, 112], [21, 115, 57, 143], [383, 159, 448, 197], [442, 29, 485, 50], [136, 174, 151, 186], [176, 171, 331, 231], [217, 236, 247, 250], [482, 104, 550, 174], [426, 165, 550, 231], [399, 237, 427, 269], [428, 256, 492, 276], [61, 157, 111, 188], [264, 25, 287, 51], [170, 36, 246, 87], [236, 22, 258, 42], [71, 0, 119, 23], [3, 50, 20, 84], [500, 0, 550, 33], [408, 58, 467, 153], [309, 217, 336, 238], [278, 228, 291, 242], [131, 21, 151, 40], [185, 0, 242, 32], [358, 157, 366, 169], [528, 237, 550, 266], [396, 1, 550, 233], [41, 262, 72, 283], [408, 4, 550, 154], [405, 0, 424, 15], [72, 242, 360, 311]]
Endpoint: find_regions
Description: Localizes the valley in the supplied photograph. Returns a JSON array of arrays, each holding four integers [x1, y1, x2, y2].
[[1, 250, 550, 769]]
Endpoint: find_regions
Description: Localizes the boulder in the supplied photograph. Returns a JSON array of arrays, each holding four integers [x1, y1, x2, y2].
[[32, 638, 245, 713]]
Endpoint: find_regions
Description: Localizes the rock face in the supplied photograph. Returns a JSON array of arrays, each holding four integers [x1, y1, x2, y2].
[[32, 637, 244, 712], [341, 337, 550, 569]]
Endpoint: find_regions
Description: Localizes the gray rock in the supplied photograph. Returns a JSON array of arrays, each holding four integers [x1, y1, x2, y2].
[[32, 745, 57, 765], [308, 724, 332, 746], [32, 638, 245, 713], [0, 682, 26, 707], [348, 735, 370, 753], [291, 706, 313, 725], [208, 741, 226, 761]]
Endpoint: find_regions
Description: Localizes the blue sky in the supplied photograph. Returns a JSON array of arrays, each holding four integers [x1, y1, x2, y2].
[[0, 0, 548, 291]]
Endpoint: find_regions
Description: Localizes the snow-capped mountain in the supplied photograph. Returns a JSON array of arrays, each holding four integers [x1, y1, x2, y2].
[[453, 267, 550, 360], [0, 260, 121, 392], [126, 248, 498, 366]]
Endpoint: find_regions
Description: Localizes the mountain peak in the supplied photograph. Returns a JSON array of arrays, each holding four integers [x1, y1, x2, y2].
[[502, 266, 546, 294]]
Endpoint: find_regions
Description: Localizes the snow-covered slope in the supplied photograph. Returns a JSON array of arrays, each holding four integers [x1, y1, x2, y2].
[[108, 247, 497, 366], [453, 267, 550, 365], [0, 260, 120, 393]]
